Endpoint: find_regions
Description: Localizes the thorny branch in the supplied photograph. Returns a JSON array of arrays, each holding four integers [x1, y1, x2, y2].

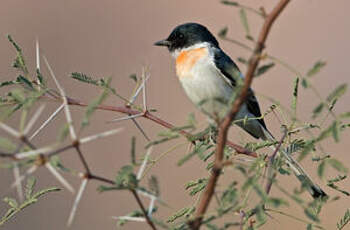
[[65, 97, 258, 158], [89, 174, 157, 230], [189, 0, 291, 229], [0, 2, 291, 229]]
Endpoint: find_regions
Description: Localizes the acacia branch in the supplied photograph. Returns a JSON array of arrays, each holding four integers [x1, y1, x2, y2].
[[89, 174, 157, 230], [189, 0, 290, 229], [64, 97, 257, 158]]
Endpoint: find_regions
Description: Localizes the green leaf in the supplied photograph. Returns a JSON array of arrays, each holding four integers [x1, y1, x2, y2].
[[307, 61, 326, 77], [129, 74, 137, 82], [301, 78, 309, 88], [331, 121, 340, 142], [291, 77, 299, 115], [58, 124, 70, 143], [239, 8, 251, 39], [32, 187, 61, 199], [255, 63, 275, 77], [7, 35, 28, 74], [339, 111, 350, 119], [178, 142, 210, 166], [237, 57, 247, 64], [327, 182, 350, 196], [71, 72, 99, 85], [0, 137, 17, 152], [255, 205, 267, 225], [50, 155, 71, 172], [115, 165, 138, 189], [81, 79, 110, 128], [327, 159, 348, 173], [312, 103, 324, 119], [0, 178, 59, 226], [36, 69, 45, 86], [220, 182, 238, 210], [328, 175, 347, 184], [307, 223, 313, 230], [285, 139, 305, 155], [337, 209, 350, 230], [3, 197, 18, 208], [221, 0, 239, 6], [326, 84, 347, 104], [218, 27, 228, 37], [8, 88, 26, 104], [0, 80, 16, 88], [16, 75, 33, 89], [25, 177, 36, 199], [145, 135, 179, 149], [316, 122, 337, 142], [167, 207, 194, 223], [185, 178, 208, 196], [267, 197, 289, 208], [317, 161, 326, 179], [304, 207, 320, 222], [149, 175, 160, 196], [130, 136, 136, 165]]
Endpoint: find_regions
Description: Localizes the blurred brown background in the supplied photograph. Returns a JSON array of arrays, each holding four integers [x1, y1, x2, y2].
[[1, 0, 349, 229]]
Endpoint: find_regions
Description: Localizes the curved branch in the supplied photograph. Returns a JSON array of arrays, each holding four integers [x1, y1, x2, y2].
[[65, 97, 257, 158], [189, 0, 291, 229]]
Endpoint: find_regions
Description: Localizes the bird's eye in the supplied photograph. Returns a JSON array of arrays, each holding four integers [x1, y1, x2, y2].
[[178, 33, 184, 39]]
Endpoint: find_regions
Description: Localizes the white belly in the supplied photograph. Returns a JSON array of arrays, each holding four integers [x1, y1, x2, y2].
[[179, 56, 235, 121]]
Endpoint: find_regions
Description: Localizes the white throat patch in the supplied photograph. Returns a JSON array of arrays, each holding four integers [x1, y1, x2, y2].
[[170, 42, 212, 59]]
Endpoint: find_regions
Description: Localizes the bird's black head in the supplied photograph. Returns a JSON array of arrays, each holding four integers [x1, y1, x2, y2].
[[154, 23, 219, 52]]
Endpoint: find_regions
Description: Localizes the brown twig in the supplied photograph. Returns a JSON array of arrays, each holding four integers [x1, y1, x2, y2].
[[188, 0, 290, 229], [131, 189, 157, 230], [75, 145, 92, 175], [64, 98, 257, 158], [89, 174, 157, 230]]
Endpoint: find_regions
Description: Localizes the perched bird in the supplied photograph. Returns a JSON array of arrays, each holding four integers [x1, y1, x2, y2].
[[155, 22, 326, 199]]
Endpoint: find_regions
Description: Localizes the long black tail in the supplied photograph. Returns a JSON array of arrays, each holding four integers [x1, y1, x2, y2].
[[262, 128, 327, 199]]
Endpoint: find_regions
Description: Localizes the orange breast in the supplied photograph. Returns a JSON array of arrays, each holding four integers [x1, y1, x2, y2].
[[176, 47, 208, 79]]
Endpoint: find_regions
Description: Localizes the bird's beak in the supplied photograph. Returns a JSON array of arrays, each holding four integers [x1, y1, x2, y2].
[[154, 39, 171, 47]]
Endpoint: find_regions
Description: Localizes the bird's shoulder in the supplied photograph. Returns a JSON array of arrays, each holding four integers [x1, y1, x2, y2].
[[211, 47, 241, 87]]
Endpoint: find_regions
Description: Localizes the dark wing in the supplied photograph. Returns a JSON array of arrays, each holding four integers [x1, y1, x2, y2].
[[213, 48, 267, 130], [213, 48, 240, 87], [246, 89, 267, 130]]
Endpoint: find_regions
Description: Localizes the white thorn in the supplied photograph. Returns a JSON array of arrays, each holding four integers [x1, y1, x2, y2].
[[79, 128, 123, 144], [45, 162, 75, 194], [30, 104, 64, 140], [36, 38, 40, 71], [67, 179, 88, 227], [142, 68, 149, 111], [137, 189, 158, 200], [112, 216, 146, 222], [23, 104, 46, 136], [11, 165, 37, 189], [148, 196, 155, 217], [0, 122, 20, 138], [13, 162, 24, 202], [16, 146, 54, 159], [43, 56, 77, 141], [137, 147, 152, 180], [107, 113, 143, 123], [130, 74, 150, 104]]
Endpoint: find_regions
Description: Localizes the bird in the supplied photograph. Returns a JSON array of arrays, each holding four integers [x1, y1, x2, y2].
[[154, 22, 327, 199]]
